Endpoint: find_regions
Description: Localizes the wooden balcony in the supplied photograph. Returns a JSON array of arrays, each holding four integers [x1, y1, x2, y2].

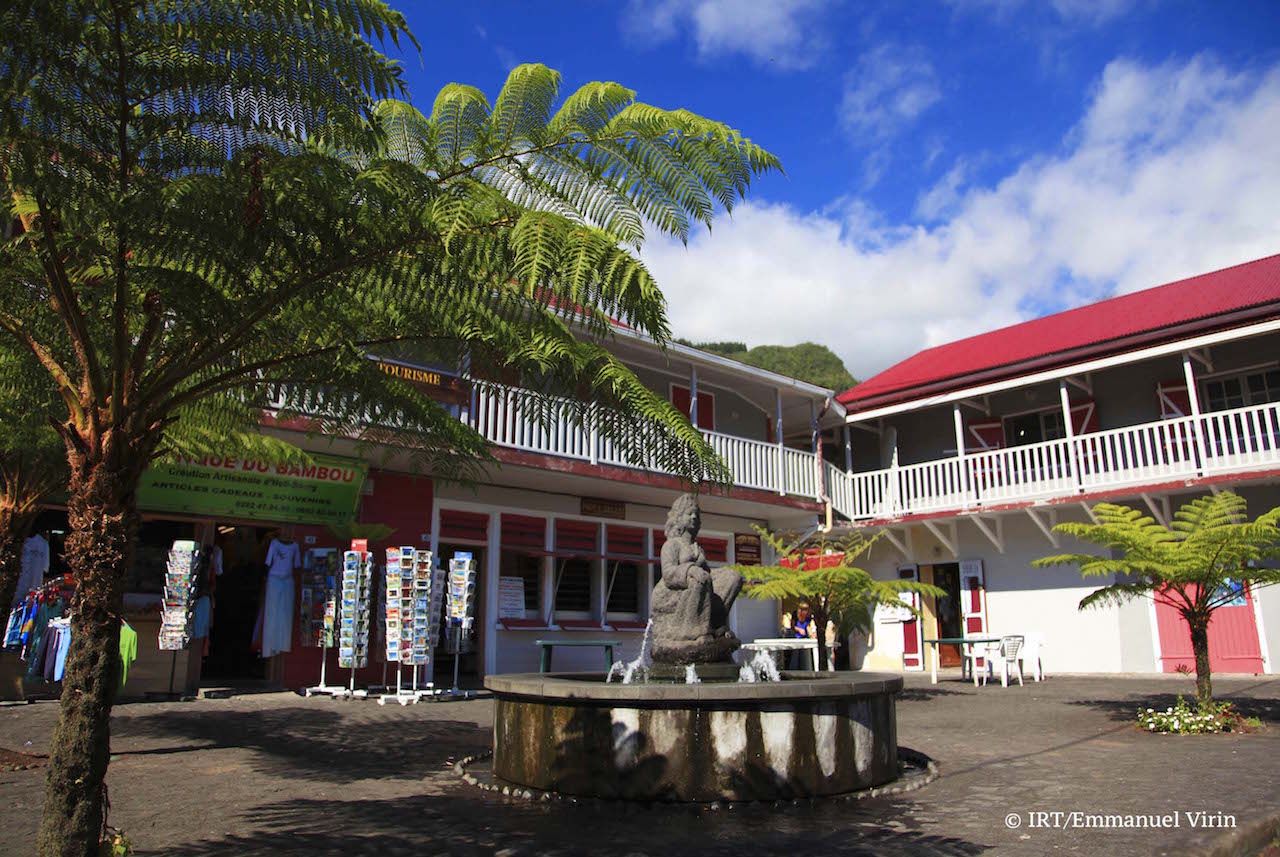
[[829, 401, 1280, 522]]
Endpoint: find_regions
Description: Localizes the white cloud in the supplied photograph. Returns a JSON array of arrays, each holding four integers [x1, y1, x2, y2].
[[638, 56, 1280, 383], [948, 0, 1142, 26], [623, 0, 834, 69], [841, 44, 941, 140]]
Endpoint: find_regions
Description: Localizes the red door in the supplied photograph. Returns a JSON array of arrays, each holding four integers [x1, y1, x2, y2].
[[1154, 583, 1265, 674]]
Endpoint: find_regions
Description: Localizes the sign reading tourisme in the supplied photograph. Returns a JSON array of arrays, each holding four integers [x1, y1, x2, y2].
[[138, 454, 368, 526]]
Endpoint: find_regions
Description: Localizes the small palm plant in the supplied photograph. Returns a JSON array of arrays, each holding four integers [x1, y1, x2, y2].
[[732, 526, 944, 670], [1034, 492, 1280, 706]]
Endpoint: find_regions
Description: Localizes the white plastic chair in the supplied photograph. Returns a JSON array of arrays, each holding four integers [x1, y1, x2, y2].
[[979, 635, 1025, 687], [1019, 632, 1045, 681]]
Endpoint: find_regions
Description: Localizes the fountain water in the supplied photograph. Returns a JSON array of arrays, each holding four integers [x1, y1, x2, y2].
[[737, 649, 782, 683], [606, 620, 654, 684]]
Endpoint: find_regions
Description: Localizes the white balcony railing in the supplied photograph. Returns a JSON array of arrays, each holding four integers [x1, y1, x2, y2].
[[469, 384, 820, 498], [830, 401, 1280, 522], [268, 382, 823, 501]]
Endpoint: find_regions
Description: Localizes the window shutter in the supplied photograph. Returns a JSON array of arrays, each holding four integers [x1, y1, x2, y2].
[[671, 384, 715, 430], [439, 510, 489, 542], [501, 514, 545, 549], [1157, 381, 1191, 418], [967, 420, 1005, 450], [554, 520, 599, 555], [606, 525, 646, 558], [1069, 399, 1098, 435]]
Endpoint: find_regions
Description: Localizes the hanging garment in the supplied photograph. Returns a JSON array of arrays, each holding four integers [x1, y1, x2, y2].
[[190, 595, 212, 640], [118, 623, 137, 691], [15, 535, 49, 606], [261, 574, 295, 658], [265, 539, 301, 579], [52, 622, 72, 681]]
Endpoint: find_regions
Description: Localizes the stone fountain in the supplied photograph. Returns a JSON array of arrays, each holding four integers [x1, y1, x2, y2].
[[484, 494, 903, 802]]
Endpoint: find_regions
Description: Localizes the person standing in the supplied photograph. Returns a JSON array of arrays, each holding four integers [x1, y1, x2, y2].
[[781, 601, 817, 669]]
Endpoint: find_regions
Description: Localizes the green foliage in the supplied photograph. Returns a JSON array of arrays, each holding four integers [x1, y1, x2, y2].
[[1, 5, 781, 488], [1034, 492, 1280, 704], [733, 525, 943, 667], [676, 340, 857, 391], [1033, 493, 1280, 614]]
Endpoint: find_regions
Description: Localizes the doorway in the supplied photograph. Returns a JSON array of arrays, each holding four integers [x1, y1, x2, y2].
[[203, 525, 274, 680], [931, 563, 964, 667], [434, 543, 485, 684]]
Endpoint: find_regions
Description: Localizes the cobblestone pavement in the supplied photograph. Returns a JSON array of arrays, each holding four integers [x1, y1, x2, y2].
[[0, 674, 1275, 856]]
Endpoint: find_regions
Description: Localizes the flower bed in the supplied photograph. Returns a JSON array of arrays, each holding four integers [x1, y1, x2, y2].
[[1137, 696, 1260, 734]]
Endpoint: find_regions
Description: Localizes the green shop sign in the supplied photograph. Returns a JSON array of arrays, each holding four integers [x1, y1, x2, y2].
[[137, 454, 367, 526]]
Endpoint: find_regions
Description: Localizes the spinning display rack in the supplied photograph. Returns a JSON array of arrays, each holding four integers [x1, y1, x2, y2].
[[378, 547, 446, 705], [445, 554, 478, 699], [159, 540, 202, 652]]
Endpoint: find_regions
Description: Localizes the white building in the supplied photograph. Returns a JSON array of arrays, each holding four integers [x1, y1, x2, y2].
[[826, 254, 1280, 677]]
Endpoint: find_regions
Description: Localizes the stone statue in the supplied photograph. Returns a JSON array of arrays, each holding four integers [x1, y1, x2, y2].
[[650, 494, 743, 664]]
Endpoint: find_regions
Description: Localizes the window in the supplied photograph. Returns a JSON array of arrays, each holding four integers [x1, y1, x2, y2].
[[554, 558, 594, 614], [1204, 370, 1280, 412], [606, 561, 643, 615], [500, 550, 542, 614], [1004, 410, 1065, 447]]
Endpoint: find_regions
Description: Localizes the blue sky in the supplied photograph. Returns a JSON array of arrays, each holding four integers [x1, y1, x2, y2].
[[388, 2, 1280, 381]]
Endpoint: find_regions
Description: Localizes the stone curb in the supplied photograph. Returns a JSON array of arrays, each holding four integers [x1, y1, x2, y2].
[[451, 745, 940, 808], [1190, 811, 1280, 857]]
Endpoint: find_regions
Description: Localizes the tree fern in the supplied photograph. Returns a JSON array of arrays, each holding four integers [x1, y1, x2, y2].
[[1034, 493, 1280, 705], [3, 6, 780, 849]]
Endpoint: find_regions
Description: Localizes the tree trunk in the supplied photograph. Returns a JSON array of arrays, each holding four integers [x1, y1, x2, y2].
[[1187, 616, 1213, 708], [37, 449, 140, 857]]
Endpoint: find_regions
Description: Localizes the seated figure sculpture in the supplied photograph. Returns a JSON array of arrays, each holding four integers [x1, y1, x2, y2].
[[650, 494, 743, 664]]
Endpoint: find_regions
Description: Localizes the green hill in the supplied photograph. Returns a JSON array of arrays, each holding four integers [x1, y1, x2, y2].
[[675, 340, 857, 392]]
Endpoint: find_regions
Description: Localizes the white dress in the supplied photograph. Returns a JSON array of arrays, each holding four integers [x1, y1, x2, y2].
[[261, 539, 300, 658]]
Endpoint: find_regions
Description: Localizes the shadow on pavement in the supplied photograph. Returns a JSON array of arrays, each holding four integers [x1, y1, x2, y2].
[[114, 706, 490, 783], [138, 791, 991, 857], [1065, 687, 1280, 724]]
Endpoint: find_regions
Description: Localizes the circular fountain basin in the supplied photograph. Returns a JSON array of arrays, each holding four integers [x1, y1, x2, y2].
[[484, 671, 903, 802]]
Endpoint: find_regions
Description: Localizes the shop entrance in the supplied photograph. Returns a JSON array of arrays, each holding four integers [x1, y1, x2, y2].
[[434, 543, 484, 684], [203, 525, 274, 680], [930, 563, 964, 668]]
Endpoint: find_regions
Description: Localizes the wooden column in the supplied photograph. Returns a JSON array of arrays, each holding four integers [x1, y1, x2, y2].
[[689, 365, 699, 429], [1183, 352, 1208, 472], [1059, 380, 1081, 490], [776, 389, 785, 495]]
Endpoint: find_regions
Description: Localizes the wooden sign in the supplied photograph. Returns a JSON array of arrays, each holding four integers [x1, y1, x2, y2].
[[580, 497, 626, 520], [374, 359, 469, 405], [734, 533, 762, 565]]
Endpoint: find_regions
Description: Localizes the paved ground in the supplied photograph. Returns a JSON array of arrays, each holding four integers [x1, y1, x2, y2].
[[0, 673, 1276, 856]]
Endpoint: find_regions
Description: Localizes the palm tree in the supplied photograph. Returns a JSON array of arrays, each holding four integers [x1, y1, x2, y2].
[[0, 3, 779, 852], [1034, 492, 1280, 706]]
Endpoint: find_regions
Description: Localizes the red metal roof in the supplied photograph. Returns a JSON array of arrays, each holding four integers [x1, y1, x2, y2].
[[838, 253, 1280, 412]]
